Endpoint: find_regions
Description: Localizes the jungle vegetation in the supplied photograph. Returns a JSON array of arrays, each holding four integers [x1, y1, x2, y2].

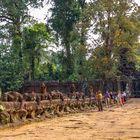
[[0, 0, 140, 91]]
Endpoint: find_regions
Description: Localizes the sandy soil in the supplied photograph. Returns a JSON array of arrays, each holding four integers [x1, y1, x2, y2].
[[0, 98, 140, 140]]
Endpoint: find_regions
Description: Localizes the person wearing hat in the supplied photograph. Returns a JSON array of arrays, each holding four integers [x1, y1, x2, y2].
[[96, 90, 103, 111]]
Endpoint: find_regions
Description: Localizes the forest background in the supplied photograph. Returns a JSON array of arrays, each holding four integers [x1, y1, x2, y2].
[[0, 0, 140, 91]]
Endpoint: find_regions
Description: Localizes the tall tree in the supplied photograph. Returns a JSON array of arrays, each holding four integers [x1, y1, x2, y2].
[[85, 0, 140, 80], [23, 23, 50, 80], [0, 0, 45, 67], [0, 0, 47, 91], [49, 0, 81, 79]]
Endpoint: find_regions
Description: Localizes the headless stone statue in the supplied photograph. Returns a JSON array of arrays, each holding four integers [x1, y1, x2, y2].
[[2, 91, 23, 102]]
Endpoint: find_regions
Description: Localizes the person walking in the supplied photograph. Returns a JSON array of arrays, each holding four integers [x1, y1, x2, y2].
[[121, 92, 125, 105], [110, 91, 114, 106], [96, 90, 103, 111], [122, 91, 127, 102], [113, 92, 117, 104], [117, 90, 123, 107], [104, 91, 110, 108]]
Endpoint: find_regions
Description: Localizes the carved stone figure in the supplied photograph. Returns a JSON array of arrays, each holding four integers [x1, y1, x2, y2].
[[2, 91, 23, 102]]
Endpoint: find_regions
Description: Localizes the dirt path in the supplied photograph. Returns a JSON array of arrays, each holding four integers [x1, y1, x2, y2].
[[0, 98, 140, 140]]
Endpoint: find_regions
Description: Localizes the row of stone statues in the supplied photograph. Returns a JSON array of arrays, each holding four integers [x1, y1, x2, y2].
[[0, 83, 96, 125], [1, 83, 85, 103]]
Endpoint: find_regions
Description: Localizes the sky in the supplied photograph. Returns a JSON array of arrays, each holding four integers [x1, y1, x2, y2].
[[29, 3, 51, 23], [29, 0, 140, 23]]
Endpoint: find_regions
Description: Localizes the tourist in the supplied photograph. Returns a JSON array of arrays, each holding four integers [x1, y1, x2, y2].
[[110, 91, 114, 105], [113, 91, 117, 104], [117, 90, 123, 106], [96, 90, 103, 111], [121, 92, 125, 105], [104, 91, 110, 108], [122, 91, 127, 102]]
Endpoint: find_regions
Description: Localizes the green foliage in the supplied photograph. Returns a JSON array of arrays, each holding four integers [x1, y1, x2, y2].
[[84, 0, 140, 79], [0, 45, 24, 91], [23, 23, 50, 80], [0, 0, 46, 91], [49, 0, 82, 79], [0, 0, 140, 91]]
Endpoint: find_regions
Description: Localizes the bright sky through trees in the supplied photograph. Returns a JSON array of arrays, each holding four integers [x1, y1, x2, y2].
[[29, 0, 140, 22]]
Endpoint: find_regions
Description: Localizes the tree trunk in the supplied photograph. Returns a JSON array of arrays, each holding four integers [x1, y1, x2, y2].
[[65, 37, 73, 78], [30, 53, 35, 80]]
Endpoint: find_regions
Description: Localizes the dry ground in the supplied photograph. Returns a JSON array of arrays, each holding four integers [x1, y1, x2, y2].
[[0, 98, 140, 140]]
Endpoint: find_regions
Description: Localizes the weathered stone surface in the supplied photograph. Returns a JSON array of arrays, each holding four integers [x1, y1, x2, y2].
[[0, 91, 97, 126]]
